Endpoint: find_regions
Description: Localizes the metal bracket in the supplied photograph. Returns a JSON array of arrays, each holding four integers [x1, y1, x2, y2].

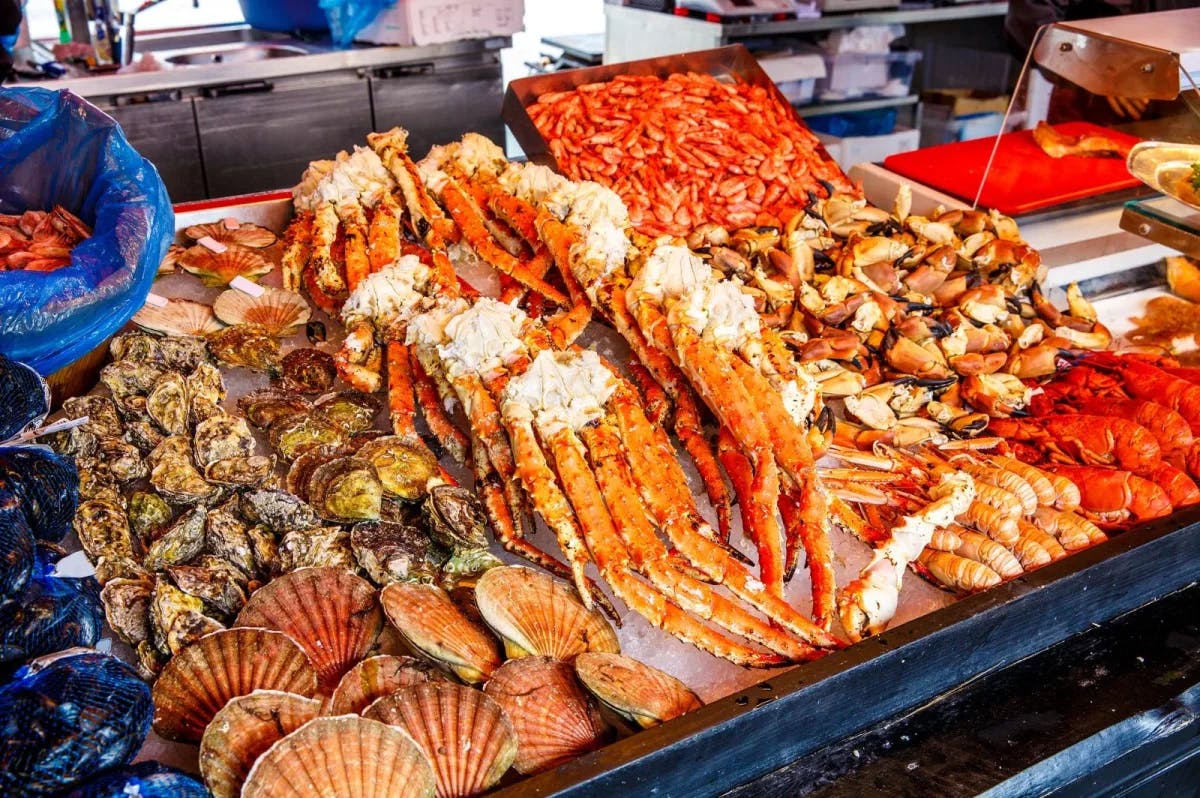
[[1120, 199, 1200, 259]]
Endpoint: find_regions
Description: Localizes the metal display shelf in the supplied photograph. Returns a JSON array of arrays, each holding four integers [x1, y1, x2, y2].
[[795, 93, 918, 117]]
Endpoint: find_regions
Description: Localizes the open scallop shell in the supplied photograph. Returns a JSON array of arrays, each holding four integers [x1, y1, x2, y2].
[[185, 220, 278, 249], [474, 566, 619, 660], [574, 652, 703, 728], [132, 298, 225, 337], [364, 682, 516, 798], [235, 567, 383, 692], [483, 656, 609, 775], [380, 582, 502, 684], [213, 288, 311, 338], [199, 689, 322, 798], [151, 628, 318, 742], [242, 715, 436, 798], [180, 245, 272, 287], [328, 654, 449, 716]]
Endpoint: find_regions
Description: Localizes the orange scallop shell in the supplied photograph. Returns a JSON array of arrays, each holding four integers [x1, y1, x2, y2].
[[242, 715, 436, 798], [235, 567, 383, 691], [328, 654, 449, 716], [483, 656, 609, 774], [151, 628, 318, 742], [199, 689, 322, 798], [474, 566, 619, 660], [185, 221, 278, 249], [574, 652, 703, 728], [364, 682, 517, 798], [380, 582, 502, 684]]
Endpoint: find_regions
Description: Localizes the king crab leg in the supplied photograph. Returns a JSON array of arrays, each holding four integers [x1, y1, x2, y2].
[[281, 211, 313, 292], [409, 348, 469, 464]]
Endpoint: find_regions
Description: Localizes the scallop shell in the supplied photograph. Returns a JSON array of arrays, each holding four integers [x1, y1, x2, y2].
[[180, 245, 272, 287], [380, 582, 502, 684], [185, 220, 278, 249], [213, 288, 311, 337], [574, 652, 703, 728], [235, 567, 383, 691], [199, 689, 322, 798], [483, 656, 609, 775], [328, 654, 448, 716], [242, 715, 436, 798], [151, 628, 318, 742], [364, 683, 516, 798], [474, 566, 619, 660], [132, 298, 224, 337]]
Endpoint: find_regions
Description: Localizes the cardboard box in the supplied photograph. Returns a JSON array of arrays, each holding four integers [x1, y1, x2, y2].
[[356, 0, 524, 46], [816, 126, 919, 169]]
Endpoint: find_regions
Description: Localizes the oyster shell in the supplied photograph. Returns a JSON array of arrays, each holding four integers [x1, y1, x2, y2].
[[284, 445, 353, 502], [241, 715, 436, 798], [357, 436, 439, 501], [100, 576, 154, 645], [147, 434, 193, 467], [73, 498, 134, 561], [100, 359, 166, 398], [207, 324, 281, 374], [328, 654, 448, 716], [133, 298, 225, 336], [235, 567, 383, 691], [484, 656, 609, 775], [46, 425, 98, 459], [168, 555, 249, 617], [574, 652, 703, 728], [442, 548, 503, 584], [240, 489, 319, 534], [186, 361, 226, 405], [380, 582, 502, 683], [110, 331, 163, 365], [351, 520, 438, 585], [94, 555, 151, 586], [206, 455, 276, 488], [180, 245, 273, 287], [151, 628, 319, 743], [199, 689, 322, 798], [270, 415, 349, 461], [151, 576, 223, 656], [185, 220, 278, 249], [475, 566, 619, 660], [278, 525, 354, 572], [113, 392, 151, 423], [97, 437, 147, 483], [307, 456, 383, 523], [75, 462, 122, 505], [279, 348, 336, 394], [205, 498, 257, 577], [126, 420, 166, 453], [147, 372, 190, 435], [247, 523, 280, 578], [313, 391, 382, 433], [189, 394, 224, 428], [157, 335, 210, 373], [194, 412, 255, 469], [143, 507, 208, 570], [61, 395, 124, 438], [136, 638, 167, 679], [237, 389, 312, 430], [213, 287, 311, 337], [128, 490, 175, 546], [365, 683, 516, 798], [150, 455, 218, 506], [423, 485, 488, 552]]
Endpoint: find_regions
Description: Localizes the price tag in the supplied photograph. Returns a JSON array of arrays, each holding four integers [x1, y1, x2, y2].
[[197, 236, 228, 254], [223, 217, 241, 230], [3, 415, 91, 446], [230, 275, 264, 297], [145, 292, 169, 308]]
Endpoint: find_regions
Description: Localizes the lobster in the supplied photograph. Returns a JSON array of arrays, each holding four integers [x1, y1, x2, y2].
[[1041, 464, 1172, 528], [987, 415, 1162, 474], [1083, 352, 1200, 435]]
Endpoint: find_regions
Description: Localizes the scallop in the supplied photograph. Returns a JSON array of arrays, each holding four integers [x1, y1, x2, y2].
[[241, 716, 436, 798], [484, 656, 610, 775], [132, 298, 224, 337], [151, 628, 318, 742], [235, 567, 383, 691], [213, 288, 311, 337], [474, 566, 619, 660], [328, 654, 448, 716], [180, 245, 272, 287], [574, 652, 703, 728], [185, 220, 278, 249], [380, 582, 502, 684], [199, 690, 321, 798], [364, 683, 516, 798]]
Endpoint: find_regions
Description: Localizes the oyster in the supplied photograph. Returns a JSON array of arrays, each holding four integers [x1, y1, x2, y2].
[[241, 716, 436, 798], [247, 523, 280, 578], [270, 414, 349, 461], [313, 391, 382, 433], [199, 690, 322, 798], [136, 639, 167, 680], [207, 324, 281, 374], [278, 525, 354, 571], [180, 245, 272, 287], [194, 413, 255, 469], [143, 507, 208, 570], [100, 576, 154, 645], [186, 361, 226, 405], [240, 489, 319, 534], [380, 582, 502, 684], [185, 220, 278, 248], [237, 389, 311, 430], [61, 395, 124, 439], [204, 498, 256, 577], [364, 683, 516, 798], [147, 372, 189, 435], [328, 654, 448, 716], [125, 420, 166, 453], [423, 485, 488, 552], [94, 555, 151, 586], [213, 287, 310, 337], [147, 434, 193, 467], [357, 436, 438, 501], [150, 576, 222, 656], [189, 395, 224, 428], [284, 445, 353, 502], [351, 521, 438, 585], [151, 628, 318, 743], [97, 437, 147, 483], [132, 297, 225, 336], [73, 498, 134, 561], [151, 457, 217, 506], [110, 331, 163, 365], [279, 348, 336, 394], [167, 556, 249, 617], [157, 335, 210, 373], [46, 425, 98, 459], [100, 359, 165, 397], [128, 490, 175, 546], [307, 456, 383, 523], [113, 393, 150, 423], [574, 652, 703, 728], [206, 455, 275, 488]]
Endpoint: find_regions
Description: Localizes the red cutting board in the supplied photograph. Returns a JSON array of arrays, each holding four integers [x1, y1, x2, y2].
[[883, 122, 1142, 216]]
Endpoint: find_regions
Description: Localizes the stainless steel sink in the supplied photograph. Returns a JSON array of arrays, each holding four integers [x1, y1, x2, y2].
[[163, 43, 309, 66]]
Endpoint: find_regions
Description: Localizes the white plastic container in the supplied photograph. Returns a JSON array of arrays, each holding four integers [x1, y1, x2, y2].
[[816, 126, 919, 169], [355, 0, 524, 46], [815, 51, 922, 100]]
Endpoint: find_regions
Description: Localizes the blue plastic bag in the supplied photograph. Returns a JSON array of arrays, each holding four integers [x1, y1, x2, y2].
[[319, 0, 395, 48], [0, 88, 173, 377]]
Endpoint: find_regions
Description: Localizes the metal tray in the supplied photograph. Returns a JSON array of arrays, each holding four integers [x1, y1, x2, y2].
[[502, 44, 841, 173]]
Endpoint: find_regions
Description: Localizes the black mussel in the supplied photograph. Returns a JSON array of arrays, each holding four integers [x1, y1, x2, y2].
[[423, 485, 488, 552], [59, 761, 208, 798], [0, 354, 50, 441], [305, 320, 327, 344], [0, 501, 35, 603], [0, 448, 79, 542], [0, 650, 152, 796], [0, 575, 103, 664]]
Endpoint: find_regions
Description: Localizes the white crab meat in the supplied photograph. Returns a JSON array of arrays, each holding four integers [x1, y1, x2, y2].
[[502, 349, 616, 436], [498, 162, 569, 206], [340, 256, 432, 331], [437, 298, 529, 381], [295, 146, 394, 211]]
